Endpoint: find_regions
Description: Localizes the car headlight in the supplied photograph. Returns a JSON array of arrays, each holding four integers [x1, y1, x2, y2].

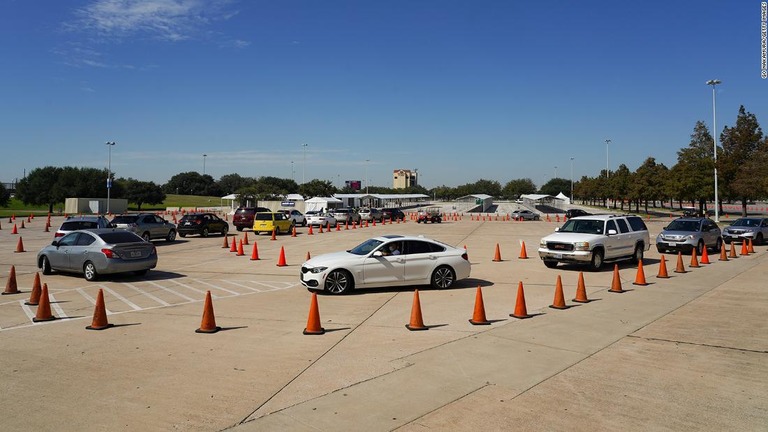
[[574, 242, 590, 251], [310, 266, 327, 274], [540, 239, 547, 246], [687, 235, 695, 240]]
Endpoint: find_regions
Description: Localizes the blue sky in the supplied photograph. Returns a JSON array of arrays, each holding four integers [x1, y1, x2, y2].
[[1, 1, 765, 191]]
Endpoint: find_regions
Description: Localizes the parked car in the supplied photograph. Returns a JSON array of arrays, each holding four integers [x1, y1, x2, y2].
[[538, 214, 650, 270], [54, 215, 112, 238], [110, 213, 177, 242], [279, 209, 306, 226], [358, 208, 383, 222], [253, 212, 294, 235], [37, 229, 157, 281], [232, 207, 270, 231], [331, 208, 361, 225], [656, 217, 722, 255], [417, 207, 442, 223], [306, 212, 338, 228], [177, 213, 229, 237], [511, 210, 540, 221], [722, 217, 768, 245], [565, 209, 591, 219], [381, 208, 406, 221], [300, 235, 471, 295]]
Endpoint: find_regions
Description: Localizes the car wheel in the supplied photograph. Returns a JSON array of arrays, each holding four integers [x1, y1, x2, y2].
[[135, 269, 149, 276], [166, 230, 176, 242], [201, 228, 209, 238], [588, 249, 604, 271], [179, 233, 187, 238], [302, 220, 307, 227], [236, 226, 244, 232], [656, 246, 664, 254], [715, 237, 722, 252], [543, 260, 558, 269], [221, 226, 228, 236], [756, 233, 764, 245], [83, 262, 98, 282], [696, 240, 704, 256], [275, 227, 281, 236], [41, 256, 52, 275], [325, 269, 353, 294], [142, 232, 151, 242], [431, 266, 456, 289], [631, 243, 644, 264]]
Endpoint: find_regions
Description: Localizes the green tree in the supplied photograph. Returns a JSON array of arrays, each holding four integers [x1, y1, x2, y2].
[[674, 121, 716, 212], [538, 178, 571, 197], [0, 183, 9, 207], [299, 179, 336, 198], [163, 172, 220, 196], [15, 166, 123, 214], [217, 174, 254, 194], [502, 178, 536, 199], [609, 164, 632, 210], [720, 106, 764, 216], [120, 178, 166, 211]]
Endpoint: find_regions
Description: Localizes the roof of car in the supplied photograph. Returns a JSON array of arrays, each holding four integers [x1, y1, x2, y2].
[[65, 215, 106, 221], [569, 214, 641, 220]]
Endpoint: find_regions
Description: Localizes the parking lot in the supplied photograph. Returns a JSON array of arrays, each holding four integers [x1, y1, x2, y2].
[[1, 211, 766, 431]]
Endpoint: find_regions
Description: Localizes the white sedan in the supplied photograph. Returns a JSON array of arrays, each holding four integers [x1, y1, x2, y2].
[[306, 212, 338, 227], [300, 235, 471, 295]]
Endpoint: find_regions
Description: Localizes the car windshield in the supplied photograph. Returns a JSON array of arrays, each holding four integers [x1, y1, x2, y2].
[[180, 215, 201, 222], [254, 213, 274, 221], [61, 221, 100, 230], [559, 219, 604, 234], [98, 231, 144, 243], [731, 218, 760, 227], [666, 220, 700, 232], [349, 238, 384, 255], [111, 216, 138, 224]]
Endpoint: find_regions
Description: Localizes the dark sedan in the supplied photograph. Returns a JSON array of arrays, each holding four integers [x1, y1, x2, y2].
[[177, 213, 229, 237], [37, 229, 157, 281]]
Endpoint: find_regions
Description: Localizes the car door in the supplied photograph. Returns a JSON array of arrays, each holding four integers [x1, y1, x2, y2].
[[149, 215, 167, 238], [362, 241, 405, 286], [613, 218, 634, 257], [49, 232, 80, 271], [703, 220, 719, 247], [70, 232, 97, 271], [403, 240, 440, 283]]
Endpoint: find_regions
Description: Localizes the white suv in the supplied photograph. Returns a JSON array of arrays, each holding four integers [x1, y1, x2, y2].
[[538, 214, 650, 270]]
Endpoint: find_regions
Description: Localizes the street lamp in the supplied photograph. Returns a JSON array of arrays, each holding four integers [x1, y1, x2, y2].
[[203, 154, 207, 175], [554, 166, 558, 178], [570, 157, 574, 201], [707, 79, 721, 222], [302, 143, 308, 184], [365, 159, 370, 194], [105, 141, 116, 214], [291, 161, 295, 182], [605, 139, 611, 178]]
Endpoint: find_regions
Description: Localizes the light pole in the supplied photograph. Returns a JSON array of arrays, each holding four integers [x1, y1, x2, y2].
[[570, 157, 574, 201], [605, 139, 611, 178], [203, 154, 207, 175], [302, 143, 308, 184], [707, 79, 721, 222], [291, 161, 295, 182], [365, 159, 370, 194], [105, 141, 116, 214], [554, 166, 558, 178]]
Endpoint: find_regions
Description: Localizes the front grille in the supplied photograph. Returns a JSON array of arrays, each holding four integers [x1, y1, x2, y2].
[[547, 242, 574, 252]]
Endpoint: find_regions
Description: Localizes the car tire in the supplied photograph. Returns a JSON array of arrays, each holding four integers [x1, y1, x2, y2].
[[275, 227, 281, 236], [221, 226, 228, 236], [715, 237, 722, 252], [696, 240, 704, 256], [325, 269, 353, 294], [201, 228, 209, 238], [135, 269, 149, 276], [756, 233, 764, 245], [543, 260, 558, 268], [83, 261, 98, 282], [588, 249, 604, 271], [631, 243, 644, 264], [236, 226, 244, 232], [656, 246, 664, 254], [142, 232, 151, 242], [302, 220, 307, 227], [431, 266, 456, 289], [166, 230, 176, 242], [41, 256, 52, 275]]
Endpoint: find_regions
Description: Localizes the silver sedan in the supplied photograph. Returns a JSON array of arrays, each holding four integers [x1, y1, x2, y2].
[[722, 217, 768, 245], [37, 229, 158, 281]]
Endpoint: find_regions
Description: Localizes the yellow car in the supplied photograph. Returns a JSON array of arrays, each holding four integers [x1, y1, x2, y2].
[[252, 212, 295, 235]]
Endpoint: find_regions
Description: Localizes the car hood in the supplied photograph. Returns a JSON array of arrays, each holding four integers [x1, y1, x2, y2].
[[659, 230, 700, 237], [540, 232, 605, 243], [723, 226, 757, 233], [303, 251, 356, 267]]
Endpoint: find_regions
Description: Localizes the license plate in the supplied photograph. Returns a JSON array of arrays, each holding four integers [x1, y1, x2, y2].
[[553, 253, 562, 259], [130, 251, 142, 258]]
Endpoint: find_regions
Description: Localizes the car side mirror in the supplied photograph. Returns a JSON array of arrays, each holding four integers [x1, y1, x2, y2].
[[607, 229, 618, 235], [52, 240, 59, 247], [372, 251, 383, 257], [554, 227, 560, 232]]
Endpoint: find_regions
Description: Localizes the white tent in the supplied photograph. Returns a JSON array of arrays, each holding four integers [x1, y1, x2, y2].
[[221, 194, 239, 213], [555, 192, 571, 205], [304, 196, 342, 212]]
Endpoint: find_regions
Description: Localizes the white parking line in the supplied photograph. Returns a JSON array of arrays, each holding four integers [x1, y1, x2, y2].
[[47, 293, 69, 319], [124, 283, 170, 307], [145, 280, 196, 302], [20, 301, 36, 321], [192, 279, 239, 295], [224, 280, 261, 292], [167, 279, 209, 297], [77, 288, 113, 315], [102, 286, 142, 311]]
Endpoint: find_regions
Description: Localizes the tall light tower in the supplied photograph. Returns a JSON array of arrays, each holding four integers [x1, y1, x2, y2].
[[707, 79, 721, 222], [605, 139, 611, 178], [554, 166, 558, 178], [105, 141, 116, 214], [203, 154, 207, 175], [570, 157, 574, 201], [302, 143, 308, 184], [365, 159, 370, 194], [291, 161, 295, 182]]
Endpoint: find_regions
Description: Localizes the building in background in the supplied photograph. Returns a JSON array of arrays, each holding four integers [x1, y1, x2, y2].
[[393, 169, 418, 189]]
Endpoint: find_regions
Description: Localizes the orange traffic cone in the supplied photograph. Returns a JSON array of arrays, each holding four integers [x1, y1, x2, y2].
[[15, 237, 25, 253], [492, 243, 502, 262], [326, 222, 331, 232], [271, 228, 277, 241], [44, 222, 49, 232], [319, 224, 324, 234], [303, 292, 325, 335], [344, 222, 349, 230], [608, 264, 625, 293], [291, 226, 297, 237], [633, 259, 648, 286], [33, 283, 56, 322], [2, 265, 20, 295], [719, 244, 729, 261], [337, 223, 341, 231], [468, 286, 490, 325], [700, 246, 710, 264], [86, 289, 113, 330], [740, 240, 748, 256], [510, 281, 532, 319], [243, 231, 249, 245], [729, 242, 737, 258], [674, 252, 687, 273], [236, 239, 245, 256], [308, 225, 314, 235], [689, 249, 700, 268], [405, 289, 428, 330], [195, 291, 220, 333], [573, 272, 591, 303], [229, 236, 238, 252], [518, 241, 528, 259], [20, 220, 25, 229], [276, 246, 287, 267], [11, 224, 18, 234], [657, 255, 670, 278], [305, 251, 311, 261], [222, 235, 229, 248], [25, 277, 42, 305], [550, 275, 568, 309], [748, 238, 755, 254], [250, 242, 260, 260]]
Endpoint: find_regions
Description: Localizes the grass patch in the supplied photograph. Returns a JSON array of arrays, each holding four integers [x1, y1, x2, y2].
[[0, 194, 226, 216]]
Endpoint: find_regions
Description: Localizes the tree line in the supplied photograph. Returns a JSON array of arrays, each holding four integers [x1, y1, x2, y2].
[[8, 105, 765, 216]]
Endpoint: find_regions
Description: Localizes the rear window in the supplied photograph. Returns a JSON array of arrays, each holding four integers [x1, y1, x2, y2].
[[61, 221, 99, 230], [255, 213, 275, 221], [98, 231, 143, 243], [626, 216, 648, 232], [180, 215, 202, 222], [111, 216, 138, 224]]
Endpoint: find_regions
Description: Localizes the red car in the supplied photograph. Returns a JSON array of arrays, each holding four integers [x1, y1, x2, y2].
[[232, 207, 270, 231]]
